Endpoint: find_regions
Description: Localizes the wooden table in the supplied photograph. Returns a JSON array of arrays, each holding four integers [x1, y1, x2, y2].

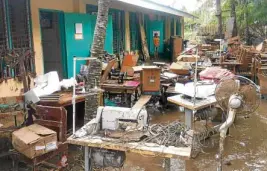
[[167, 94, 217, 128], [100, 80, 140, 107], [67, 133, 191, 171], [212, 61, 242, 73]]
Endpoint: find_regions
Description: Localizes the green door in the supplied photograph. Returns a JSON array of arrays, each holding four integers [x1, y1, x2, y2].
[[64, 13, 92, 78], [148, 21, 164, 54]]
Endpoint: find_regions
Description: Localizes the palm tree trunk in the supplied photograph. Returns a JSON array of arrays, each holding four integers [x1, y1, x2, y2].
[[86, 0, 111, 90], [84, 0, 111, 124], [91, 0, 111, 59]]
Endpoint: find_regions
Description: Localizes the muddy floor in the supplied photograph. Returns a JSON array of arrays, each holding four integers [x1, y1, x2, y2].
[[1, 100, 267, 171]]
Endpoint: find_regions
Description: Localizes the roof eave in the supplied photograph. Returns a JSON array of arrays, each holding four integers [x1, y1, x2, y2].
[[116, 0, 196, 18]]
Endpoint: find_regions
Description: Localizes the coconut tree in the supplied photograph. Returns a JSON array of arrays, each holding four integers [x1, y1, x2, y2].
[[86, 0, 111, 90], [91, 0, 111, 59]]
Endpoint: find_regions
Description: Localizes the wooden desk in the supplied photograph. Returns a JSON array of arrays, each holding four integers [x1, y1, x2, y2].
[[67, 133, 191, 171], [167, 95, 217, 128], [38, 92, 87, 134], [212, 62, 242, 73], [39, 92, 87, 107], [101, 80, 140, 107]]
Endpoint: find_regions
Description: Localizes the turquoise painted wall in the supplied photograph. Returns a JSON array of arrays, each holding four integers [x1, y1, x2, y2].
[[64, 13, 113, 78]]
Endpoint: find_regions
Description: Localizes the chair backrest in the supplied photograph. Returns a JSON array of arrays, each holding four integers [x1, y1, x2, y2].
[[35, 105, 67, 142]]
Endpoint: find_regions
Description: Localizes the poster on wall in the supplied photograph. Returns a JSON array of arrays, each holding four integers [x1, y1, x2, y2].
[[153, 31, 160, 37], [75, 23, 83, 40]]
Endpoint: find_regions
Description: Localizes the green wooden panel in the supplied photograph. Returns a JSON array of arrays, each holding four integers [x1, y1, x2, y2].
[[177, 19, 182, 36], [90, 15, 113, 54], [64, 13, 92, 78], [171, 18, 174, 36]]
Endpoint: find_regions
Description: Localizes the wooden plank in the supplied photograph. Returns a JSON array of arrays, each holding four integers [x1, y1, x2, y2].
[[67, 135, 191, 159], [101, 59, 116, 83], [139, 14, 150, 61], [132, 95, 152, 109], [167, 94, 217, 111]]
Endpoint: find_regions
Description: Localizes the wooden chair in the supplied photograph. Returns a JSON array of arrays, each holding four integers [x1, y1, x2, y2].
[[236, 49, 255, 80], [255, 54, 267, 74], [17, 105, 68, 171]]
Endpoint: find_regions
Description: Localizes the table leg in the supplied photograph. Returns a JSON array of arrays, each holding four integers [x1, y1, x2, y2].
[[127, 93, 132, 107], [134, 89, 138, 101], [164, 158, 185, 171], [85, 146, 92, 171], [185, 109, 193, 129]]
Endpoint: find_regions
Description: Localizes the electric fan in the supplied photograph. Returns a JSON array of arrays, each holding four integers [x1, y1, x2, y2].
[[214, 75, 261, 171]]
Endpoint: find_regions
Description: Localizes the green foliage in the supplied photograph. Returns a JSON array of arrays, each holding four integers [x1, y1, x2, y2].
[[227, 0, 267, 41], [184, 0, 267, 42]]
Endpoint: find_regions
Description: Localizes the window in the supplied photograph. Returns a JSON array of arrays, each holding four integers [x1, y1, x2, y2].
[[0, 0, 35, 78], [0, 0, 33, 50], [8, 0, 32, 50], [0, 0, 8, 55]]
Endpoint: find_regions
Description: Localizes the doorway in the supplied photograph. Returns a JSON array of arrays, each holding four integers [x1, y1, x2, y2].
[[40, 10, 66, 79]]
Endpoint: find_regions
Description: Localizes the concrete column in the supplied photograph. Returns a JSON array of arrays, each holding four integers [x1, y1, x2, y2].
[[174, 19, 177, 36], [181, 17, 185, 39], [125, 11, 131, 52], [79, 0, 86, 13], [165, 16, 168, 40], [167, 17, 171, 38]]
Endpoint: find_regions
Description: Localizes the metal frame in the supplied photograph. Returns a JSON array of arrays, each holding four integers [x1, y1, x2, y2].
[[72, 57, 98, 171], [72, 57, 97, 134]]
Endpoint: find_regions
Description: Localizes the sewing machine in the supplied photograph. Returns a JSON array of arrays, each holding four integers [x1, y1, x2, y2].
[[99, 106, 148, 130], [74, 106, 148, 137]]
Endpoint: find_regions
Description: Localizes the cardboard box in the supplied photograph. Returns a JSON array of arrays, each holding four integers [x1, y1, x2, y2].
[[12, 124, 57, 159], [170, 62, 190, 75]]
